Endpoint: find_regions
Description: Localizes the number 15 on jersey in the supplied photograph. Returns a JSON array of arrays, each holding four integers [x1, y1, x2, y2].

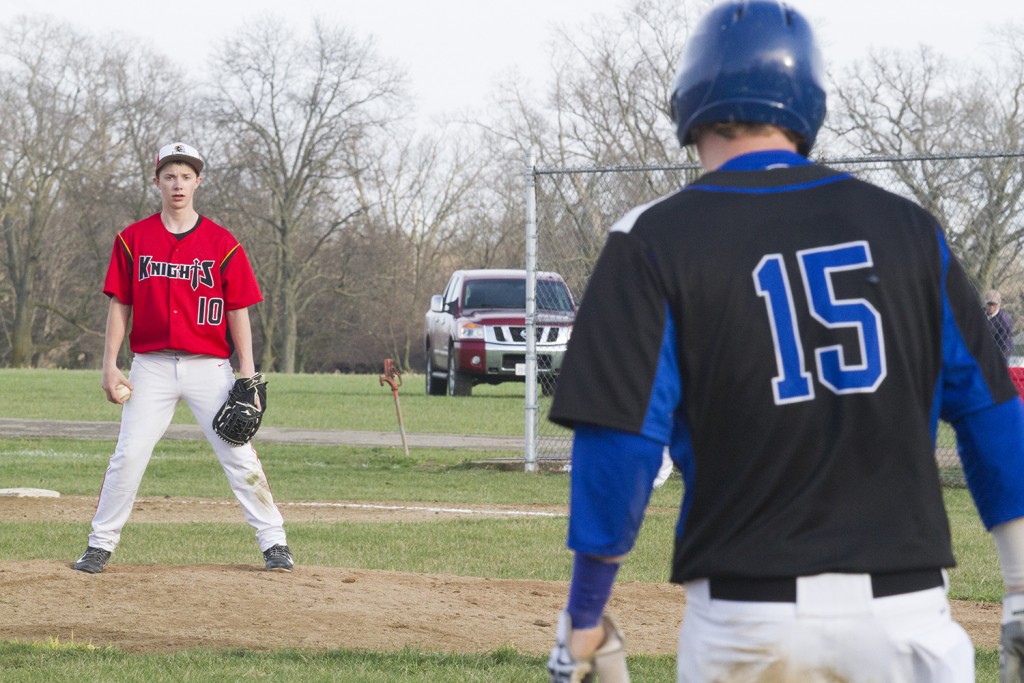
[[754, 240, 887, 405]]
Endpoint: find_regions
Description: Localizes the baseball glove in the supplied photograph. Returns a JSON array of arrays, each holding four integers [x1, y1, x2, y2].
[[212, 373, 268, 446]]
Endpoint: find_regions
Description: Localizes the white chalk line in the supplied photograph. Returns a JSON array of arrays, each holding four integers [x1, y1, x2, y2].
[[137, 498, 564, 518]]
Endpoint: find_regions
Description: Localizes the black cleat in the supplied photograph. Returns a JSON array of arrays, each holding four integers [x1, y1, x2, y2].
[[263, 544, 293, 572], [74, 546, 111, 574]]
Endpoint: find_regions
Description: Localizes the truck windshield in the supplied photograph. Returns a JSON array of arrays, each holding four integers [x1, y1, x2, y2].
[[462, 278, 573, 312]]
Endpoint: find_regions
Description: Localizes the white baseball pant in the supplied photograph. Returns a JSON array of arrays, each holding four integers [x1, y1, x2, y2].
[[678, 572, 974, 682], [653, 448, 674, 488], [88, 351, 287, 553]]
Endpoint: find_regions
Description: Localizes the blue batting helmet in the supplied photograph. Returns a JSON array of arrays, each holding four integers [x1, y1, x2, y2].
[[669, 0, 827, 156]]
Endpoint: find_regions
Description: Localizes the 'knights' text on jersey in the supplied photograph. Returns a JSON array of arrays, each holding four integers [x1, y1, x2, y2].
[[137, 255, 215, 290]]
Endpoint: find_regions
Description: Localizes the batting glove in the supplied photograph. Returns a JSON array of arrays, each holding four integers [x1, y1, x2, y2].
[[547, 610, 630, 683], [1003, 592, 1024, 682]]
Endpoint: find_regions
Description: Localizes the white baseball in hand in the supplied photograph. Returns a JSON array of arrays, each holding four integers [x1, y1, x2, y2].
[[114, 384, 131, 403]]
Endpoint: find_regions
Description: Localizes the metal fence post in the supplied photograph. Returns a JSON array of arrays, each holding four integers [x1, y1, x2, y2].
[[524, 149, 539, 472]]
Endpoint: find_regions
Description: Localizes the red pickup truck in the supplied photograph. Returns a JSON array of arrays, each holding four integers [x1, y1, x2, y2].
[[424, 269, 576, 396]]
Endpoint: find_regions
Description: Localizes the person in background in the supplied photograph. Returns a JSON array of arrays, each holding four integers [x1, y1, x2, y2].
[[986, 289, 1015, 362]]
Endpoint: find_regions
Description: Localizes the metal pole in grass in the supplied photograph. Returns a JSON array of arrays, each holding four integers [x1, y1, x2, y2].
[[524, 149, 539, 473], [379, 358, 410, 457]]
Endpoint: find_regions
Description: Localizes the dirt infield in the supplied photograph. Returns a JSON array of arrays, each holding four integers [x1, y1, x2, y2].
[[0, 495, 1002, 655]]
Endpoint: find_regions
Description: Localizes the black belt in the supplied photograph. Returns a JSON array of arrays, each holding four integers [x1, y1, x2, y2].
[[708, 569, 944, 602]]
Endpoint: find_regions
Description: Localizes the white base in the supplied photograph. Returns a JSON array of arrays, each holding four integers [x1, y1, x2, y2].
[[0, 488, 60, 497]]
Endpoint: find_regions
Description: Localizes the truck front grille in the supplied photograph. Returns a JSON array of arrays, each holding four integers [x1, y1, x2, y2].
[[497, 326, 559, 343]]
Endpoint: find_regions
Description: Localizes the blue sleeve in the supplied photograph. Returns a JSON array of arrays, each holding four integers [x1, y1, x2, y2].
[[931, 229, 1024, 528], [639, 306, 681, 442], [953, 398, 1024, 529], [936, 231, 1008, 421], [567, 424, 666, 556]]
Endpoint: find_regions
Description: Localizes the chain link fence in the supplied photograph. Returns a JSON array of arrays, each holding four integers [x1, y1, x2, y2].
[[525, 151, 1024, 485]]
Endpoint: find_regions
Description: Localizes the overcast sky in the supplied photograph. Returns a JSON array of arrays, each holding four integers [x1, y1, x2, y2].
[[0, 0, 1019, 122]]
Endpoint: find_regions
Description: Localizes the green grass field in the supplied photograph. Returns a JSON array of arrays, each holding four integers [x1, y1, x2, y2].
[[0, 367, 545, 436], [0, 369, 1003, 681]]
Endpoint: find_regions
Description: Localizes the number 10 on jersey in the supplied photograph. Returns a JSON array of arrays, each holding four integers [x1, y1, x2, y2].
[[753, 241, 886, 405], [197, 296, 224, 326]]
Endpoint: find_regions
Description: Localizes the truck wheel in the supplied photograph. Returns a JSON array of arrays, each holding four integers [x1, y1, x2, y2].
[[425, 351, 447, 396], [447, 349, 472, 396]]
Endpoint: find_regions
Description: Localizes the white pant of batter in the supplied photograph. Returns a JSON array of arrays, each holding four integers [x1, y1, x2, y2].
[[679, 573, 974, 682], [88, 351, 288, 553]]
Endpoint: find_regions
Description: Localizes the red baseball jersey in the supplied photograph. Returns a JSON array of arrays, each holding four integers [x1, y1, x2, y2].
[[103, 214, 263, 358]]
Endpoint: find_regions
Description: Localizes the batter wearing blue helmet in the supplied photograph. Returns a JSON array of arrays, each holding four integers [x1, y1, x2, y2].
[[546, 1, 1024, 681]]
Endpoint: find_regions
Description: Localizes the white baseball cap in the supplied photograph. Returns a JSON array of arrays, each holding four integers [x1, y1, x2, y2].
[[155, 142, 204, 176]]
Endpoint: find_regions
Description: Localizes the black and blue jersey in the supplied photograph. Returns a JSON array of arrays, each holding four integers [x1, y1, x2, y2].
[[550, 150, 1024, 583]]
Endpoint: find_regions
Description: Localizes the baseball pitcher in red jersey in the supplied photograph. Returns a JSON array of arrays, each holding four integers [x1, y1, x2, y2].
[[73, 142, 293, 574]]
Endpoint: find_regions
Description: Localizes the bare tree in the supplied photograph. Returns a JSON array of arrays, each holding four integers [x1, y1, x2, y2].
[[204, 16, 405, 373], [827, 37, 1024, 294], [345, 128, 490, 371], [0, 15, 194, 368], [0, 17, 112, 366], [544, 0, 708, 169], [488, 0, 707, 168], [62, 44, 193, 369], [107, 48, 196, 222], [480, 0, 710, 274]]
